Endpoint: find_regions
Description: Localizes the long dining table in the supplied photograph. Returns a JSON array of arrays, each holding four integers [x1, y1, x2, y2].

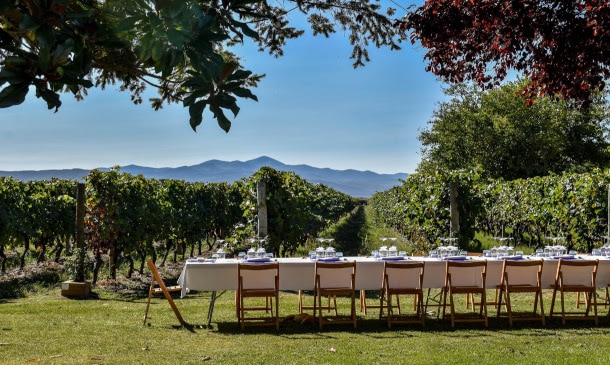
[[176, 255, 610, 325]]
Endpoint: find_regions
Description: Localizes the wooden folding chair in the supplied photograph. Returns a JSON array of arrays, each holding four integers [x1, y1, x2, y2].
[[550, 258, 599, 325], [143, 259, 186, 326], [299, 290, 337, 315], [496, 259, 545, 327], [576, 284, 609, 309], [237, 262, 280, 330], [314, 261, 357, 330], [466, 252, 498, 311], [443, 260, 488, 328], [379, 261, 425, 329]]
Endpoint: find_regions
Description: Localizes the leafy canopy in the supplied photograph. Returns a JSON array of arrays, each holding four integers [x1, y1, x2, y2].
[[402, 0, 610, 109], [417, 80, 610, 180], [0, 0, 402, 131]]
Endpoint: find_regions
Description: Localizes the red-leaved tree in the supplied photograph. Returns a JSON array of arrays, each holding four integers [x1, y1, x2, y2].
[[401, 0, 610, 108]]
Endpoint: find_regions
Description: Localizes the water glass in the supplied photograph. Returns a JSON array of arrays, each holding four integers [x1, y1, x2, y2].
[[490, 246, 498, 258]]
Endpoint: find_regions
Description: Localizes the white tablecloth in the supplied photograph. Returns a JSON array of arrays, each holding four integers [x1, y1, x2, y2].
[[177, 256, 610, 298]]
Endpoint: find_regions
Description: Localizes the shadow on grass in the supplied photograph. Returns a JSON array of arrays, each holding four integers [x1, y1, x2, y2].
[[207, 313, 610, 337]]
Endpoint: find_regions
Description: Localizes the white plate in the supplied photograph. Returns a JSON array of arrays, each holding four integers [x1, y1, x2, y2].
[[442, 256, 468, 261], [317, 257, 341, 262], [380, 256, 405, 261], [244, 257, 271, 263]]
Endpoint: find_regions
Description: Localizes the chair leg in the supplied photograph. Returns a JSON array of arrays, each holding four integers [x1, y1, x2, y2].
[[143, 290, 154, 325], [560, 289, 566, 325], [505, 290, 513, 327], [379, 290, 386, 320], [333, 295, 338, 315], [275, 293, 280, 330], [483, 290, 488, 327], [550, 287, 557, 319], [449, 290, 455, 328], [387, 293, 392, 329], [360, 290, 366, 314], [538, 290, 545, 326], [352, 292, 357, 328], [496, 287, 504, 323]]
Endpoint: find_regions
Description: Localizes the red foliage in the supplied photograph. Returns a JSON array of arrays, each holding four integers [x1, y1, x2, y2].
[[401, 0, 610, 108]]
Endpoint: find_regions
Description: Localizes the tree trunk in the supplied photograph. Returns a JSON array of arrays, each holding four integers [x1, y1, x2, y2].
[[108, 244, 116, 279], [125, 254, 134, 278], [53, 239, 64, 263], [0, 244, 6, 274], [137, 249, 146, 275], [92, 251, 103, 285], [36, 236, 48, 263], [161, 239, 171, 266], [19, 235, 30, 270]]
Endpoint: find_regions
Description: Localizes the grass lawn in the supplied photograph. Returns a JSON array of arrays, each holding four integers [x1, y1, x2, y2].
[[2, 280, 610, 365]]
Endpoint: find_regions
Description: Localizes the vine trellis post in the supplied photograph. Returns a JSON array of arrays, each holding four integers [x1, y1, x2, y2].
[[75, 182, 86, 282], [257, 180, 267, 239], [449, 182, 459, 238]]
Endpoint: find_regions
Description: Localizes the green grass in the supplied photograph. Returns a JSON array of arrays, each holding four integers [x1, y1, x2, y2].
[[2, 284, 610, 365]]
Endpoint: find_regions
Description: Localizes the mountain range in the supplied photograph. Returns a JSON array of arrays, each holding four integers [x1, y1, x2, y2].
[[0, 156, 407, 198]]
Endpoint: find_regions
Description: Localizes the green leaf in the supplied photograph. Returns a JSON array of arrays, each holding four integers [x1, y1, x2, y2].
[[210, 104, 231, 132], [154, 0, 174, 10], [231, 87, 258, 101], [151, 42, 164, 61], [198, 15, 214, 30], [189, 114, 203, 131], [38, 88, 62, 111], [0, 83, 29, 108], [52, 39, 74, 66], [229, 19, 259, 40], [227, 69, 253, 81], [216, 94, 239, 117], [0, 69, 28, 86], [167, 29, 185, 48], [188, 100, 207, 118], [116, 17, 141, 33], [19, 14, 41, 31]]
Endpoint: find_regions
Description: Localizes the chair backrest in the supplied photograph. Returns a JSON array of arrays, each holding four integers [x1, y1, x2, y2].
[[384, 261, 424, 289], [501, 259, 543, 287], [445, 260, 487, 287], [145, 259, 186, 326], [556, 259, 598, 287], [238, 262, 279, 290], [315, 261, 356, 289]]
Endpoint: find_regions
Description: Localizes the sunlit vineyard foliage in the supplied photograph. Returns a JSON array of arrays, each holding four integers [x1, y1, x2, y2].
[[369, 168, 610, 254], [5, 165, 610, 281], [0, 167, 356, 282]]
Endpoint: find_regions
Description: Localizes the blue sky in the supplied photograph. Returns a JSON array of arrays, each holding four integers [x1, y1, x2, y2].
[[0, 5, 447, 174]]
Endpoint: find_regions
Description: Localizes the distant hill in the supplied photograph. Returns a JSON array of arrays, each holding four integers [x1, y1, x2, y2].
[[0, 156, 407, 198]]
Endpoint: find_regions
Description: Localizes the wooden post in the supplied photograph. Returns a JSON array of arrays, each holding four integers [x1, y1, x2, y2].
[[257, 180, 267, 238], [62, 182, 91, 297], [449, 182, 459, 237], [75, 182, 86, 282]]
